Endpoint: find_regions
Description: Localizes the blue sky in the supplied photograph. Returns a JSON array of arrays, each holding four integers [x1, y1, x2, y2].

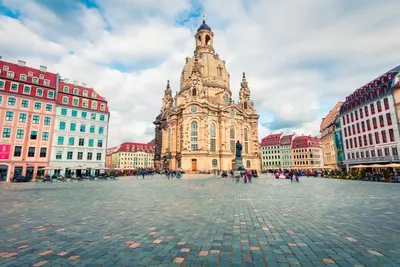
[[1, 0, 400, 145]]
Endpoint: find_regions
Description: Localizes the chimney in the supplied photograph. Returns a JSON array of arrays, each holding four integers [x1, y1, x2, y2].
[[73, 80, 78, 85], [40, 65, 47, 72], [82, 82, 87, 87], [18, 60, 26, 67], [0, 56, 2, 61], [64, 78, 69, 83]]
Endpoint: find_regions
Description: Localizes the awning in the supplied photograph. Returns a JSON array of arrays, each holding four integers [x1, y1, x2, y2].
[[39, 166, 62, 170], [68, 166, 87, 170], [384, 163, 400, 168], [350, 164, 368, 168]]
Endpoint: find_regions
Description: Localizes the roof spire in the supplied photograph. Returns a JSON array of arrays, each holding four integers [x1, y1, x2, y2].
[[243, 72, 246, 78], [202, 14, 206, 23], [166, 80, 170, 89]]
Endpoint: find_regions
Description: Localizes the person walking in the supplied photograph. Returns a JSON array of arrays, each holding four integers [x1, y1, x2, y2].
[[246, 169, 253, 183]]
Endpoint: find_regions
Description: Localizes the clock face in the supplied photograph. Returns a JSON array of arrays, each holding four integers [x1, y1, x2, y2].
[[193, 79, 198, 85], [191, 106, 197, 113]]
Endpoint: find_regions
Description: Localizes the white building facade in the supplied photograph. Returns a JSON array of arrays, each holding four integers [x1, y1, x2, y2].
[[260, 133, 282, 170], [280, 134, 295, 168], [339, 68, 400, 167]]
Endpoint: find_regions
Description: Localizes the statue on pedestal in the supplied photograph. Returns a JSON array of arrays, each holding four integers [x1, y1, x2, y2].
[[235, 140, 244, 170]]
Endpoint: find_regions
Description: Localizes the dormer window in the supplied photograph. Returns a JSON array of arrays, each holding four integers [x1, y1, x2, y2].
[[39, 74, 44, 79], [3, 65, 9, 71], [63, 86, 69, 93], [44, 79, 50, 86], [100, 104, 106, 111], [28, 71, 33, 77], [91, 92, 97, 98], [73, 88, 79, 94], [32, 77, 39, 84], [83, 90, 88, 97], [20, 74, 27, 81], [7, 71, 14, 78]]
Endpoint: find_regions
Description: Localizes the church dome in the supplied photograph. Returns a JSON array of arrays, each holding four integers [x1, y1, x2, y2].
[[197, 20, 212, 32]]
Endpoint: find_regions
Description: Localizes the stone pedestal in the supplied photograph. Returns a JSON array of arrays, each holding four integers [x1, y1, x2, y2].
[[235, 157, 244, 170]]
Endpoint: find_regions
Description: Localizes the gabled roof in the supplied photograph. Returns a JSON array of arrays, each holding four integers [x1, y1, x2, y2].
[[118, 142, 155, 153], [280, 134, 294, 146], [292, 136, 321, 148], [260, 133, 282, 146]]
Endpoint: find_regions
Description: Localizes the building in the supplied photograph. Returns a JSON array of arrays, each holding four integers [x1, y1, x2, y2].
[[292, 136, 323, 169], [320, 102, 343, 168], [153, 18, 260, 172], [0, 59, 58, 181], [105, 146, 118, 168], [108, 142, 155, 170], [280, 134, 295, 169], [48, 79, 110, 176], [338, 66, 400, 168], [260, 133, 282, 170]]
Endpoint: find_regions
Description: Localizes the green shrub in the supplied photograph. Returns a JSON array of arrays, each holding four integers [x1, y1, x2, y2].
[[330, 170, 335, 177], [383, 169, 391, 179], [360, 169, 366, 179]]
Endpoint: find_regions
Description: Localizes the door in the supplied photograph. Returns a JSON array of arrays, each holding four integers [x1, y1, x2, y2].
[[26, 166, 34, 179], [191, 159, 197, 172], [0, 165, 8, 181]]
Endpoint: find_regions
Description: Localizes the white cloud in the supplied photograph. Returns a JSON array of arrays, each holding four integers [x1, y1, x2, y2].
[[1, 0, 400, 146]]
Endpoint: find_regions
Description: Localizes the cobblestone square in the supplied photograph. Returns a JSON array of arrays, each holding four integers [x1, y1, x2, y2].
[[0, 176, 399, 266]]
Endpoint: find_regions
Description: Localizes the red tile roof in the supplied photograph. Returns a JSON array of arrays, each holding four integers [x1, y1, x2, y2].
[[280, 134, 294, 146], [292, 136, 321, 148], [260, 133, 282, 146], [118, 142, 155, 153]]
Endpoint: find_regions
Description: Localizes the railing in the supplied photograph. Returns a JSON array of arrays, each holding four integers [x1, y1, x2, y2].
[[343, 155, 400, 164]]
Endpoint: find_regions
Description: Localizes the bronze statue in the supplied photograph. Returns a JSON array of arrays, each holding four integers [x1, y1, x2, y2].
[[235, 140, 242, 158]]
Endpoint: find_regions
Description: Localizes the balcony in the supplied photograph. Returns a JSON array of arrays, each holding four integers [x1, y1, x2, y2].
[[343, 155, 400, 164]]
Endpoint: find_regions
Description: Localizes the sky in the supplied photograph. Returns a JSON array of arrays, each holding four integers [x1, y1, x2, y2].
[[1, 0, 400, 147]]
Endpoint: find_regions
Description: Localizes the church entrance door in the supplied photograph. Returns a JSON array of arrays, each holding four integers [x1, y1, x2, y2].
[[191, 159, 197, 172]]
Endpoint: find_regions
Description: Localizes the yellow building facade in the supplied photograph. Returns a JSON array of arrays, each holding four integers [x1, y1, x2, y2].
[[154, 19, 260, 172], [108, 142, 155, 170]]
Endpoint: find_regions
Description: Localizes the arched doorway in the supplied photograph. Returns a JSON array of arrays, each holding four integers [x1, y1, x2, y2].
[[0, 165, 9, 181], [191, 159, 197, 172]]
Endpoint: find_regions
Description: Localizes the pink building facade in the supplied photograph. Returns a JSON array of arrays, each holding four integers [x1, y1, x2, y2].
[[0, 58, 57, 181]]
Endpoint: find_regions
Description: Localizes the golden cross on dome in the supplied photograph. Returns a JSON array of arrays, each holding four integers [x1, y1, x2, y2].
[[202, 14, 206, 23]]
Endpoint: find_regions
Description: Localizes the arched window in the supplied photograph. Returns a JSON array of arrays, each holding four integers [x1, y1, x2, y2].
[[73, 88, 79, 95], [192, 88, 197, 96], [212, 159, 218, 167], [83, 90, 88, 97], [224, 94, 229, 105], [180, 124, 183, 152], [243, 102, 248, 109], [230, 126, 235, 153], [205, 35, 211, 45], [244, 128, 249, 154], [246, 160, 251, 168], [218, 67, 222, 77], [168, 127, 171, 151], [210, 123, 216, 152], [197, 36, 202, 45], [191, 121, 198, 151]]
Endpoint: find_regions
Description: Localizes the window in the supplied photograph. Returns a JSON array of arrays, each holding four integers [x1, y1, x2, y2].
[[356, 123, 360, 134], [244, 128, 249, 154], [79, 138, 84, 146], [56, 152, 62, 160], [19, 113, 27, 123], [46, 104, 52, 111], [82, 99, 88, 108], [379, 115, 384, 127], [389, 129, 395, 142], [191, 121, 198, 151], [0, 80, 4, 89], [392, 147, 398, 156], [372, 118, 377, 129], [352, 125, 355, 135], [364, 106, 369, 116], [28, 147, 35, 157], [61, 108, 67, 116], [100, 104, 106, 111], [82, 111, 87, 118], [80, 124, 86, 132], [5, 111, 14, 121], [87, 152, 93, 160], [16, 129, 24, 139], [370, 103, 375, 114], [71, 110, 77, 117], [246, 160, 251, 168], [355, 110, 358, 120], [359, 108, 363, 118], [381, 130, 387, 143], [381, 97, 389, 110], [88, 139, 94, 147], [99, 127, 104, 134], [363, 135, 367, 146], [44, 117, 51, 126], [91, 92, 97, 98], [7, 71, 14, 78], [67, 152, 73, 160], [371, 150, 376, 157], [212, 159, 218, 167], [33, 77, 39, 84], [42, 132, 49, 141], [366, 119, 371, 131], [90, 125, 95, 133], [91, 113, 96, 120], [350, 113, 354, 122], [40, 148, 47, 158], [73, 88, 79, 94], [97, 140, 103, 148], [62, 97, 68, 104], [21, 100, 29, 108], [63, 86, 69, 93], [83, 90, 88, 97], [353, 137, 357, 148], [10, 83, 18, 91], [3, 65, 9, 71], [91, 101, 97, 109], [77, 152, 83, 160], [8, 97, 16, 106], [59, 122, 66, 130], [386, 113, 392, 126], [358, 136, 362, 147], [368, 133, 373, 145], [96, 153, 102, 160], [361, 121, 365, 132], [57, 136, 64, 145], [27, 71, 32, 77], [20, 74, 27, 81], [14, 146, 22, 157], [47, 91, 54, 98], [44, 80, 50, 86], [210, 123, 216, 152], [30, 130, 38, 140], [73, 98, 79, 106], [377, 149, 382, 157], [68, 137, 75, 146], [34, 102, 41, 110], [32, 115, 40, 124], [375, 132, 380, 144], [377, 100, 382, 112], [342, 117, 346, 126], [36, 88, 43, 97], [2, 128, 11, 138], [345, 140, 349, 149], [23, 86, 31, 94]]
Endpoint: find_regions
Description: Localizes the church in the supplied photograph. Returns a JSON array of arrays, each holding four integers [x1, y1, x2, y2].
[[153, 18, 260, 173]]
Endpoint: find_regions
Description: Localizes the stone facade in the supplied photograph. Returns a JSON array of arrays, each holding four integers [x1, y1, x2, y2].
[[154, 19, 260, 172], [320, 102, 342, 168]]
